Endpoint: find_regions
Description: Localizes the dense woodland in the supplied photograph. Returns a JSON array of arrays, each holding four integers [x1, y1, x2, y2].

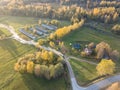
[[0, 0, 119, 24]]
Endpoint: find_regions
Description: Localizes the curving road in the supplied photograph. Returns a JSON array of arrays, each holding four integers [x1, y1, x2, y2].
[[1, 24, 120, 90]]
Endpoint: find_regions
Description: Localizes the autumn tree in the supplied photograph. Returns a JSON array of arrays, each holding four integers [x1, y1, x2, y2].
[[50, 19, 60, 26], [112, 24, 120, 35], [35, 52, 42, 63], [49, 65, 55, 78], [49, 41, 55, 48], [48, 51, 54, 62], [27, 61, 34, 73], [14, 49, 64, 80], [34, 64, 41, 77], [49, 33, 57, 40], [14, 63, 20, 71], [38, 39, 46, 45], [95, 42, 111, 59], [54, 19, 84, 39], [53, 63, 64, 78], [106, 82, 120, 90], [110, 50, 120, 61], [88, 42, 95, 49], [96, 59, 115, 76]]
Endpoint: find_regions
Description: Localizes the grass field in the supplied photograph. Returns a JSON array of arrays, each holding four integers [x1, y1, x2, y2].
[[0, 27, 12, 37], [69, 59, 98, 86], [0, 16, 70, 90], [62, 26, 120, 52], [0, 39, 69, 90]]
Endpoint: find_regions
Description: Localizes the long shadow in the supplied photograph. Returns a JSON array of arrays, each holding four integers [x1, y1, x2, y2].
[[72, 60, 95, 74], [0, 39, 19, 58], [22, 74, 67, 90]]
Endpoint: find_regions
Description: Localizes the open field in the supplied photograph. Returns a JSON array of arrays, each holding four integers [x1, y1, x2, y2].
[[62, 26, 120, 52], [0, 39, 69, 90], [69, 59, 98, 86], [0, 16, 70, 90]]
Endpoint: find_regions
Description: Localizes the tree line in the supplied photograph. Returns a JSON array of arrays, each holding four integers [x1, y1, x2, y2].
[[49, 19, 85, 39], [14, 49, 65, 80], [0, 2, 119, 24]]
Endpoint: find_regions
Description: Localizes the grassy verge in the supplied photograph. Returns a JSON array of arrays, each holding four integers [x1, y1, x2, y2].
[[69, 59, 98, 86]]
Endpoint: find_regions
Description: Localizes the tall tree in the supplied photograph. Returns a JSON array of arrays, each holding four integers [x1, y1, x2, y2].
[[96, 59, 115, 76]]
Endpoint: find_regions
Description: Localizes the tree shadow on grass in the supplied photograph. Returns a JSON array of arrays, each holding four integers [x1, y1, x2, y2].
[[0, 39, 19, 58], [22, 74, 67, 90]]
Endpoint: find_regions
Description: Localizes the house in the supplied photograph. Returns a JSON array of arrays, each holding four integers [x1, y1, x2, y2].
[[73, 43, 81, 49], [84, 48, 92, 55]]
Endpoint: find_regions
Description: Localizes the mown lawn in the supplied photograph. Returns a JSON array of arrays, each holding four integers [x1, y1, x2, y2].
[[69, 59, 98, 86], [62, 26, 120, 52]]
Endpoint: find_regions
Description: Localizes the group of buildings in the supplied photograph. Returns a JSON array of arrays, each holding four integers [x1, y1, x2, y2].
[[19, 24, 57, 41]]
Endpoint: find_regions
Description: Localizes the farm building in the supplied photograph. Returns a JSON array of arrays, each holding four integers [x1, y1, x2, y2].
[[49, 24, 57, 30], [19, 28, 37, 40], [36, 30, 43, 35], [73, 43, 81, 49], [29, 28, 43, 36], [42, 24, 57, 30], [35, 25, 48, 33]]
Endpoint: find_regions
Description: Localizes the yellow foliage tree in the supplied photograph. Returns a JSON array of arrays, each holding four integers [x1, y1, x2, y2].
[[49, 33, 56, 40], [96, 59, 115, 76], [59, 41, 64, 47], [49, 51, 54, 61], [38, 39, 46, 45], [14, 63, 20, 71], [54, 19, 84, 39], [93, 8, 100, 16], [27, 61, 34, 73], [49, 41, 55, 48], [41, 50, 49, 61]]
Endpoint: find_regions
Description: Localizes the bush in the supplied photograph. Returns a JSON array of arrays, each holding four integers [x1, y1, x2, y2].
[[80, 51, 86, 57]]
